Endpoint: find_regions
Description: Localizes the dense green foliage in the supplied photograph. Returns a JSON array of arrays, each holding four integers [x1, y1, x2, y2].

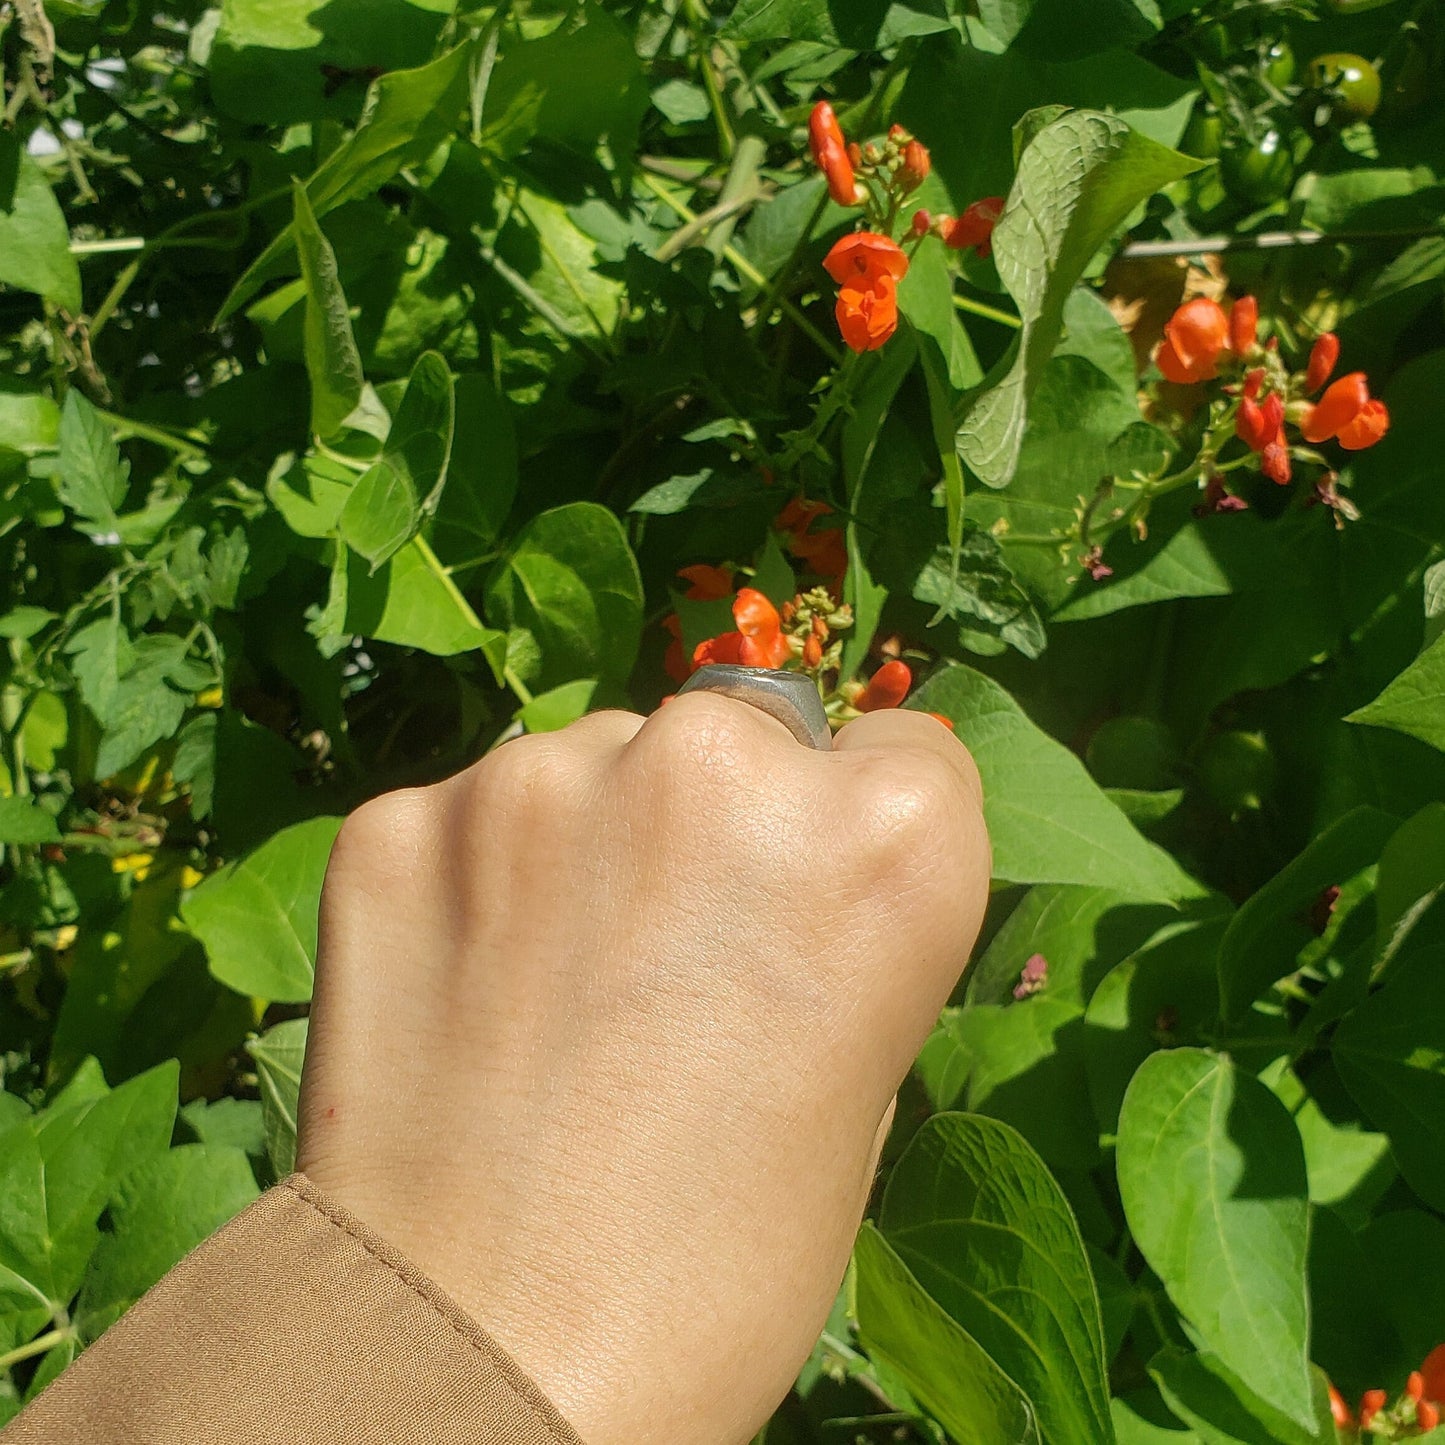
[[3, 0, 1444, 1438]]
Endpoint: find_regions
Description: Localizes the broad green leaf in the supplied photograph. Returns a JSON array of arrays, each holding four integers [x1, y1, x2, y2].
[[853, 1224, 1042, 1445], [1215, 808, 1398, 1026], [0, 1061, 177, 1348], [1375, 802, 1445, 959], [1082, 916, 1228, 1135], [1112, 1393, 1202, 1445], [55, 392, 128, 531], [208, 0, 454, 125], [64, 609, 131, 721], [485, 503, 644, 692], [220, 44, 473, 318], [1117, 1051, 1313, 1426], [723, 0, 955, 47], [1348, 631, 1445, 754], [75, 1144, 259, 1341], [482, 4, 649, 159], [93, 635, 201, 778], [340, 351, 454, 567], [429, 372, 518, 561], [977, 0, 1165, 57], [1357, 1210, 1445, 1366], [1334, 893, 1445, 1210], [248, 1018, 309, 1178], [345, 538, 507, 672], [181, 816, 343, 1003], [293, 182, 364, 441], [0, 388, 59, 456], [178, 1097, 267, 1164], [880, 1113, 1114, 1445], [266, 453, 358, 540], [957, 110, 1198, 490], [0, 136, 82, 313], [910, 664, 1202, 901], [520, 680, 598, 734], [0, 796, 59, 845], [1149, 1350, 1330, 1445]]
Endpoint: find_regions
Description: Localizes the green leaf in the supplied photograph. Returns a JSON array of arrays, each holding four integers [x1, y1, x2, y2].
[[853, 1223, 1042, 1445], [1116, 1050, 1313, 1427], [0, 795, 60, 845], [909, 664, 1202, 901], [293, 182, 364, 441], [75, 1144, 259, 1341], [977, 0, 1162, 57], [220, 43, 474, 319], [64, 609, 131, 722], [181, 816, 343, 1004], [340, 352, 454, 567], [957, 110, 1199, 490], [93, 635, 199, 778], [1348, 631, 1445, 754], [1149, 1350, 1330, 1445], [485, 503, 644, 691], [723, 0, 956, 47], [0, 1060, 177, 1348], [1333, 893, 1445, 1211], [0, 136, 82, 313], [55, 392, 128, 531], [519, 679, 598, 734], [1375, 802, 1445, 964], [880, 1113, 1115, 1445], [248, 1018, 309, 1178], [345, 538, 507, 671], [1215, 807, 1398, 1026], [429, 372, 518, 561]]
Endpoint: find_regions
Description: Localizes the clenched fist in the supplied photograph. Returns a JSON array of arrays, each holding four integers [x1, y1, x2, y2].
[[297, 693, 990, 1445]]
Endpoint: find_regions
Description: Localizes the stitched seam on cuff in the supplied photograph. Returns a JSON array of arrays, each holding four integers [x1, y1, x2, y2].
[[280, 1174, 581, 1445]]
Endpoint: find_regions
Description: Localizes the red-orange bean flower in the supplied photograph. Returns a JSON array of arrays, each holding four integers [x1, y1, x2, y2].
[[692, 588, 791, 671], [1301, 371, 1390, 450], [809, 101, 860, 207], [942, 196, 1004, 257], [1155, 298, 1230, 384], [824, 232, 909, 353], [1229, 295, 1258, 355], [1421, 1344, 1445, 1408], [1306, 332, 1340, 393], [857, 659, 912, 712]]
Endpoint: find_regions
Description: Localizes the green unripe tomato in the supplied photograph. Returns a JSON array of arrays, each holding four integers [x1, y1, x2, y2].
[[1220, 128, 1295, 205], [1309, 52, 1382, 117], [1198, 729, 1278, 816], [1181, 101, 1224, 159], [1194, 19, 1234, 66], [1262, 40, 1296, 88]]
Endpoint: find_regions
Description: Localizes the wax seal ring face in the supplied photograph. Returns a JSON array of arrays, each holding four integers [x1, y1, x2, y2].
[[677, 665, 832, 751]]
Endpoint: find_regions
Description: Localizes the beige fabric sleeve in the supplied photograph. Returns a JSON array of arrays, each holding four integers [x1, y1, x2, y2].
[[3, 1174, 586, 1445]]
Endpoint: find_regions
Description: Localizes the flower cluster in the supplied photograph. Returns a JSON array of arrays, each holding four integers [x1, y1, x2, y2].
[[1154, 293, 1388, 512], [1329, 1345, 1445, 1439], [807, 103, 1004, 353]]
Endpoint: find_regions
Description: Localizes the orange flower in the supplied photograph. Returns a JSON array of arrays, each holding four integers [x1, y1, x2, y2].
[[1420, 1400, 1441, 1431], [824, 231, 910, 289], [661, 613, 689, 683], [1421, 1344, 1445, 1405], [1306, 332, 1340, 393], [1261, 441, 1291, 486], [1155, 298, 1230, 384], [836, 276, 900, 353], [1301, 372, 1390, 450], [857, 659, 912, 712], [1229, 295, 1258, 355], [809, 101, 860, 207], [1328, 1383, 1355, 1429], [900, 139, 931, 192], [1236, 392, 1284, 452], [1359, 1388, 1387, 1430], [778, 497, 847, 582], [942, 196, 1004, 257], [677, 563, 734, 600], [692, 588, 791, 671]]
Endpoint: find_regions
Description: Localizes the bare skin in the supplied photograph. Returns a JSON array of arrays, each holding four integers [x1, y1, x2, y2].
[[297, 693, 990, 1445]]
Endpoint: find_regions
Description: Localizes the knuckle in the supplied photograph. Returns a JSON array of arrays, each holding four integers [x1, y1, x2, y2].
[[850, 749, 979, 867], [332, 787, 433, 872], [472, 733, 572, 813], [634, 692, 775, 778]]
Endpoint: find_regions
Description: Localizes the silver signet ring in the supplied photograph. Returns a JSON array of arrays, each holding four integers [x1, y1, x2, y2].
[[676, 664, 832, 751]]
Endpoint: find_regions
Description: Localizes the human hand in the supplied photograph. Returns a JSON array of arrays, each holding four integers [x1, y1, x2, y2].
[[296, 693, 990, 1445]]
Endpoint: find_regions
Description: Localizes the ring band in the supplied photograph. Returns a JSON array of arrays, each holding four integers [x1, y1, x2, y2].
[[677, 665, 832, 751]]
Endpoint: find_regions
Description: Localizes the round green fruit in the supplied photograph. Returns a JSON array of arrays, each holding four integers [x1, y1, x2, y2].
[[1198, 729, 1278, 816], [1262, 40, 1296, 88], [1309, 52, 1382, 117], [1220, 129, 1296, 205], [1181, 102, 1225, 159]]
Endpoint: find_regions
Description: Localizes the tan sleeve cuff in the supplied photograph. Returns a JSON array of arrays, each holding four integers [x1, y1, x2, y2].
[[4, 1174, 585, 1445]]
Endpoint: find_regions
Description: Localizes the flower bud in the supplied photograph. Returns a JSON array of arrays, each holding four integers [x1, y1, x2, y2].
[[1229, 294, 1258, 354], [857, 658, 911, 711], [910, 208, 931, 239], [899, 139, 931, 192], [1306, 331, 1340, 393], [803, 634, 823, 668], [1359, 1389, 1387, 1430], [1420, 1400, 1441, 1432], [808, 100, 861, 207]]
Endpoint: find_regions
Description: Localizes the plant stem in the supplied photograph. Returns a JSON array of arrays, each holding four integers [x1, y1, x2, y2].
[[0, 1328, 71, 1372], [952, 292, 1022, 329]]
